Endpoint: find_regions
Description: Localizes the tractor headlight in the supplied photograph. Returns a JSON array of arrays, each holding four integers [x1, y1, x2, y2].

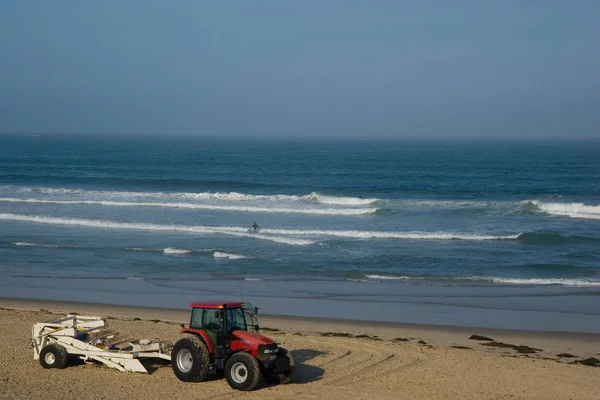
[[258, 344, 279, 359]]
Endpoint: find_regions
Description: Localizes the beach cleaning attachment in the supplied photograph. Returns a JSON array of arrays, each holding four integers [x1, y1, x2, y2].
[[31, 314, 172, 373]]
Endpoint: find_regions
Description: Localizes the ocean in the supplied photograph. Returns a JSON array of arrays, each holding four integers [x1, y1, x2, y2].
[[1, 134, 599, 332]]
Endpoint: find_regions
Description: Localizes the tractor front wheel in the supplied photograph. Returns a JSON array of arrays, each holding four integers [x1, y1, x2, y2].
[[225, 352, 261, 391], [39, 343, 68, 369], [171, 336, 210, 382]]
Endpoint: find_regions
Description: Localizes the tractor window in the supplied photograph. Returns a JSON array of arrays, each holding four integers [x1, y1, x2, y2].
[[244, 311, 259, 333], [190, 308, 204, 329], [203, 309, 223, 331], [242, 303, 259, 334], [226, 308, 246, 332]]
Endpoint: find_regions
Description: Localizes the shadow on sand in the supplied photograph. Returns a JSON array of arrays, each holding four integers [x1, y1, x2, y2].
[[142, 348, 326, 387], [142, 357, 171, 374], [288, 349, 326, 384]]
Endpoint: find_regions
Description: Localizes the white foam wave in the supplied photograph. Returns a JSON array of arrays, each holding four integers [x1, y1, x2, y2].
[[261, 228, 519, 241], [2, 213, 515, 243], [213, 251, 247, 260], [128, 247, 195, 254], [163, 248, 191, 254], [0, 213, 314, 246], [126, 247, 157, 252], [244, 277, 262, 281], [0, 197, 377, 215], [187, 192, 305, 202], [12, 241, 61, 248], [408, 200, 497, 208], [15, 187, 305, 201], [531, 200, 600, 220], [486, 277, 600, 287], [364, 274, 600, 287], [12, 187, 380, 206], [307, 192, 378, 205], [364, 274, 417, 281]]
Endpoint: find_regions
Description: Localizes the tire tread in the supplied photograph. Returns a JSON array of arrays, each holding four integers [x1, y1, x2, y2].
[[171, 336, 210, 382], [225, 352, 261, 391], [39, 343, 68, 369]]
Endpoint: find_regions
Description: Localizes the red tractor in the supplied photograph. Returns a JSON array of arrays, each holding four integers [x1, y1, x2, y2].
[[171, 301, 295, 391]]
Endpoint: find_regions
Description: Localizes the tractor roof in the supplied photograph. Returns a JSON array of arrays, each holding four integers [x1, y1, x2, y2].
[[189, 301, 245, 309]]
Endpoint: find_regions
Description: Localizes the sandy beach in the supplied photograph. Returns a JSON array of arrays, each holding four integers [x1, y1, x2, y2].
[[1, 298, 599, 400]]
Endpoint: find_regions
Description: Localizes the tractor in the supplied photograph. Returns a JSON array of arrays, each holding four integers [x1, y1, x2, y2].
[[171, 301, 295, 391]]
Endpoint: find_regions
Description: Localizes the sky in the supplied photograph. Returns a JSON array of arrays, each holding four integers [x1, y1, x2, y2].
[[0, 0, 599, 138]]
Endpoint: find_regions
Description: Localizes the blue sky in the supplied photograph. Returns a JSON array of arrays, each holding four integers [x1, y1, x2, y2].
[[1, 1, 598, 137]]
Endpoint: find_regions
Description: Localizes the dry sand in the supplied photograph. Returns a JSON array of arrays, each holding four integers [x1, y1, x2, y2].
[[1, 298, 599, 399]]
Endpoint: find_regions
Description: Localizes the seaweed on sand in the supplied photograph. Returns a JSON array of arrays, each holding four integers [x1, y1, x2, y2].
[[572, 357, 600, 367], [260, 327, 281, 332], [556, 353, 577, 358], [480, 341, 542, 354], [468, 334, 494, 341], [321, 332, 354, 338]]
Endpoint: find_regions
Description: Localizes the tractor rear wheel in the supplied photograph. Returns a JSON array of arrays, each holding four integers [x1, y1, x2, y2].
[[263, 349, 295, 384], [171, 336, 210, 382], [225, 352, 261, 391]]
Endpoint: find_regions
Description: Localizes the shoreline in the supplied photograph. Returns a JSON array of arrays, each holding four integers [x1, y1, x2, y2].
[[3, 275, 600, 334], [2, 295, 599, 337], [3, 296, 600, 357]]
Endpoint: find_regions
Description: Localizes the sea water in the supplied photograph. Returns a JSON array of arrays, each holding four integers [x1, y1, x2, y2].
[[1, 134, 599, 332]]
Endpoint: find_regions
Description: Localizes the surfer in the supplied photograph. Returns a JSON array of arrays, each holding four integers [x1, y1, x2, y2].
[[248, 222, 259, 234]]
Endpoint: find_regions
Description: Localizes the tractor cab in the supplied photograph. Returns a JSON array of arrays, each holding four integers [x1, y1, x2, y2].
[[186, 302, 261, 350], [173, 301, 294, 391]]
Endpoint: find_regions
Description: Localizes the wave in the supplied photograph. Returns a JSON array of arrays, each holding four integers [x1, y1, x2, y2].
[[485, 277, 600, 286], [126, 247, 207, 254], [213, 251, 247, 260], [0, 213, 315, 246], [405, 200, 499, 208], [0, 175, 283, 191], [163, 247, 191, 254], [306, 192, 378, 206], [11, 241, 63, 248], [364, 274, 600, 286], [529, 200, 600, 220], [7, 212, 595, 245], [11, 274, 148, 281], [261, 228, 519, 241], [257, 228, 596, 243], [128, 247, 248, 258], [0, 213, 521, 243], [6, 186, 600, 221], [365, 274, 419, 281], [8, 186, 380, 205], [0, 197, 378, 215], [15, 187, 305, 201], [126, 247, 157, 252]]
